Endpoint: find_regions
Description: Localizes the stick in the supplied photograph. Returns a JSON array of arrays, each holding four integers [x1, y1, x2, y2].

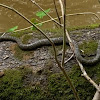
[[64, 53, 74, 64], [53, 0, 61, 25], [92, 84, 100, 100], [77, 60, 100, 92]]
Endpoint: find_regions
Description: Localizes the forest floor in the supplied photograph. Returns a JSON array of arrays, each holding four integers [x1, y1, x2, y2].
[[0, 27, 100, 100]]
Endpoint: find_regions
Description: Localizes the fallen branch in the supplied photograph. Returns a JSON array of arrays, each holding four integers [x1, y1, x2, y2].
[[77, 60, 100, 92], [92, 84, 100, 100], [64, 53, 74, 64]]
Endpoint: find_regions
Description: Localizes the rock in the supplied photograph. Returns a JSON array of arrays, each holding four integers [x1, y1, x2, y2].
[[0, 71, 4, 77], [3, 55, 9, 60], [32, 66, 43, 74]]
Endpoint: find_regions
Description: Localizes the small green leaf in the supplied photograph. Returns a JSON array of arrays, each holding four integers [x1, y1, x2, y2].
[[30, 18, 43, 31], [31, 26, 36, 30], [31, 22, 37, 30], [36, 9, 50, 19], [7, 26, 18, 32], [31, 25, 37, 30]]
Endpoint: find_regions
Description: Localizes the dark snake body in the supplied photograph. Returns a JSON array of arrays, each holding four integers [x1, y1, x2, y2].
[[0, 35, 100, 65]]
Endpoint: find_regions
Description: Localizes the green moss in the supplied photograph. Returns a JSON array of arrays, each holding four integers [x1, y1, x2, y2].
[[48, 45, 63, 56], [10, 33, 34, 60], [0, 61, 100, 100], [0, 67, 48, 100], [42, 23, 100, 32], [79, 40, 98, 56], [22, 34, 33, 44], [10, 32, 25, 38], [13, 45, 33, 60], [67, 23, 100, 31], [47, 62, 100, 100]]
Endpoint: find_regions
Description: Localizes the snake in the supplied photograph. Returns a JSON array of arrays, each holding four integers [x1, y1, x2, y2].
[[0, 35, 100, 65]]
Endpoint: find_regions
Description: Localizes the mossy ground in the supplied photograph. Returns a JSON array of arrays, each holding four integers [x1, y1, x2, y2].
[[0, 61, 100, 100], [79, 40, 98, 56], [12, 45, 34, 60], [43, 23, 100, 32], [9, 32, 34, 60]]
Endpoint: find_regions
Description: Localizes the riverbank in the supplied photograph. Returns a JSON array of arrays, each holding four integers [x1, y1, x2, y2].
[[0, 25, 100, 71]]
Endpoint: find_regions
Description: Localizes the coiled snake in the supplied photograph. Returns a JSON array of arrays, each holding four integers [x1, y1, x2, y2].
[[0, 35, 100, 65]]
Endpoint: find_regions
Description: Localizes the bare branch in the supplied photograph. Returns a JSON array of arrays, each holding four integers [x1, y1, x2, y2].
[[60, 0, 67, 67], [92, 84, 100, 100], [0, 4, 80, 100], [77, 60, 100, 92], [64, 53, 74, 64], [59, 0, 80, 100], [53, 0, 61, 25], [58, 0, 64, 20]]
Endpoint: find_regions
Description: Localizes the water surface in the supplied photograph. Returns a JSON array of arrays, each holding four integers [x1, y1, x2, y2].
[[0, 0, 100, 32]]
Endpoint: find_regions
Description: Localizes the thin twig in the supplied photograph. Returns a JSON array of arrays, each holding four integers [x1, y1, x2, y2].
[[1, 33, 6, 37], [64, 53, 74, 64], [77, 60, 100, 92], [61, 0, 66, 67], [58, 0, 80, 100], [58, 0, 64, 19], [53, 0, 61, 25], [30, 0, 63, 27], [13, 12, 100, 32]]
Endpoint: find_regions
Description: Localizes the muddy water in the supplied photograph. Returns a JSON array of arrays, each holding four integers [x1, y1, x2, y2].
[[0, 0, 100, 32]]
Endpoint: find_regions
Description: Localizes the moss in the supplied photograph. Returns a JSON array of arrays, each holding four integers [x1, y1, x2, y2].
[[9, 33, 34, 60], [22, 34, 33, 44], [79, 40, 98, 56], [10, 32, 25, 38], [0, 67, 47, 100], [42, 23, 100, 33], [13, 45, 34, 60], [47, 62, 100, 100], [0, 61, 100, 100], [67, 23, 100, 31]]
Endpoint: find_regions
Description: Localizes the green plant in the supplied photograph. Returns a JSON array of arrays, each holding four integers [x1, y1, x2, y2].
[[7, 26, 18, 32], [36, 8, 50, 18]]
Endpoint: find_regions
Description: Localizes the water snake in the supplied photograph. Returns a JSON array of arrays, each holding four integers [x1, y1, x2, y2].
[[0, 35, 100, 65]]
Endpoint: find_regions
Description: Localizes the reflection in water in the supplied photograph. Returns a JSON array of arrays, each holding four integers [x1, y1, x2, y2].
[[0, 0, 100, 32]]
